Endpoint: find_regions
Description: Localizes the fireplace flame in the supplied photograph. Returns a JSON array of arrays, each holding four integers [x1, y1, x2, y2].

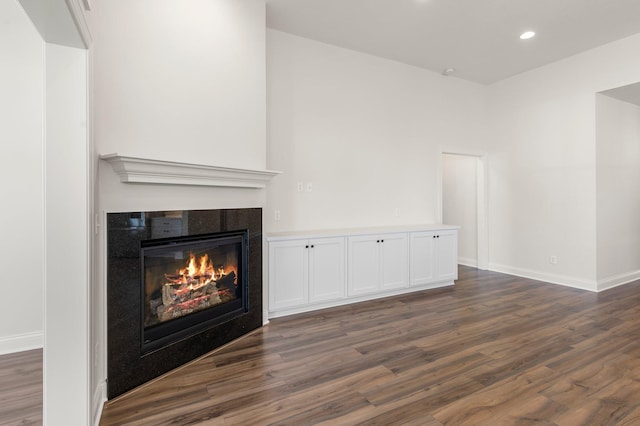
[[199, 254, 209, 277], [163, 251, 237, 288], [178, 253, 215, 286], [153, 249, 239, 325]]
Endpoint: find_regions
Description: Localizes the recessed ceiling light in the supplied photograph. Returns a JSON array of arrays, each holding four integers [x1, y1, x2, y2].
[[520, 31, 536, 40]]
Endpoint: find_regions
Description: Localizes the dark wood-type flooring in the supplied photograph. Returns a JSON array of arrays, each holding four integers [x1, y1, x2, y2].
[[0, 348, 42, 425], [105, 267, 640, 423]]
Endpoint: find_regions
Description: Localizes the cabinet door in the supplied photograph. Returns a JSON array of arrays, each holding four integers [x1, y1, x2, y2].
[[309, 237, 346, 303], [435, 230, 458, 282], [348, 235, 380, 296], [379, 233, 408, 290], [268, 240, 309, 310], [410, 231, 436, 286]]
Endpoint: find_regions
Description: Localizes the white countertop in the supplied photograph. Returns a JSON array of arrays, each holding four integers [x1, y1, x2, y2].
[[266, 224, 459, 241]]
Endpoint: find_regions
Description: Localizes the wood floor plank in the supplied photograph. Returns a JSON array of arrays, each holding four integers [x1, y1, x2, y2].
[[489, 394, 565, 426], [0, 349, 42, 426], [431, 365, 558, 425], [100, 266, 640, 425]]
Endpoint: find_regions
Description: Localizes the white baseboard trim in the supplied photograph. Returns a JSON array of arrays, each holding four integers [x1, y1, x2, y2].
[[597, 270, 640, 292], [458, 257, 478, 268], [0, 331, 43, 355], [268, 280, 454, 319], [93, 381, 107, 426], [488, 263, 597, 292]]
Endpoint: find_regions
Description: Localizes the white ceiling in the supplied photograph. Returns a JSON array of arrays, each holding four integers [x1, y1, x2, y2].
[[601, 82, 640, 107], [265, 0, 640, 85], [18, 0, 86, 48]]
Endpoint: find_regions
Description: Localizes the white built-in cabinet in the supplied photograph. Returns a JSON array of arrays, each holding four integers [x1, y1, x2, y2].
[[308, 238, 346, 303], [348, 233, 408, 296], [267, 225, 458, 318], [268, 237, 345, 311], [410, 229, 458, 286]]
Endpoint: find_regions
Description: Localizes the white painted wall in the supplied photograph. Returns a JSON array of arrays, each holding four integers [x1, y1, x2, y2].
[[0, 0, 44, 354], [44, 42, 89, 426], [443, 154, 478, 266], [596, 94, 640, 288], [488, 33, 640, 291], [266, 30, 490, 232], [94, 0, 266, 170]]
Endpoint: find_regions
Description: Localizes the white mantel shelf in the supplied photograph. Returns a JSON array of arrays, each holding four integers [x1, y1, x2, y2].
[[100, 154, 281, 188]]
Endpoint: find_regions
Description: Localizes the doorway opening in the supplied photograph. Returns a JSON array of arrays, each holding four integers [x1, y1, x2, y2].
[[439, 151, 488, 270]]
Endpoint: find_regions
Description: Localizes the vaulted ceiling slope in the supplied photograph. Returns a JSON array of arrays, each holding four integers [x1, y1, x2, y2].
[[601, 82, 640, 107], [266, 0, 640, 85]]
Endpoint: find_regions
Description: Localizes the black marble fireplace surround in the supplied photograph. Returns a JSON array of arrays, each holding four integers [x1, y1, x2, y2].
[[107, 208, 262, 399]]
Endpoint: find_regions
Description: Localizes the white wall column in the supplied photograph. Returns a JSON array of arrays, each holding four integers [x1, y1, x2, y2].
[[44, 42, 89, 426]]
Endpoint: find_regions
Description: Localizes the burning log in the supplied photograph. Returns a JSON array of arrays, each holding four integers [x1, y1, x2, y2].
[[160, 294, 215, 321], [161, 270, 236, 308], [215, 271, 236, 289], [164, 272, 213, 283], [164, 273, 183, 283], [151, 252, 239, 323]]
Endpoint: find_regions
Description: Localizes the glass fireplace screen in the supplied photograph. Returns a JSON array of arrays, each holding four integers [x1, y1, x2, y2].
[[141, 231, 247, 353]]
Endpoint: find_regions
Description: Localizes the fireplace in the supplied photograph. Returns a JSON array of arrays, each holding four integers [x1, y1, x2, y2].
[[141, 230, 248, 354], [107, 208, 262, 399]]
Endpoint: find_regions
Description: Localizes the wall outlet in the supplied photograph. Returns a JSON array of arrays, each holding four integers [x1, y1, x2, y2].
[[297, 182, 304, 192], [549, 256, 557, 265], [274, 210, 281, 221], [306, 182, 313, 192]]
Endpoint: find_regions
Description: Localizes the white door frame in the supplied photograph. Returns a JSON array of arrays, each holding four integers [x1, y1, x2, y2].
[[437, 148, 489, 270]]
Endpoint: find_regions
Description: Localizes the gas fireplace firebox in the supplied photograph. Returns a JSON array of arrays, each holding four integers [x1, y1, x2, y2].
[[107, 208, 262, 399], [141, 230, 248, 354]]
